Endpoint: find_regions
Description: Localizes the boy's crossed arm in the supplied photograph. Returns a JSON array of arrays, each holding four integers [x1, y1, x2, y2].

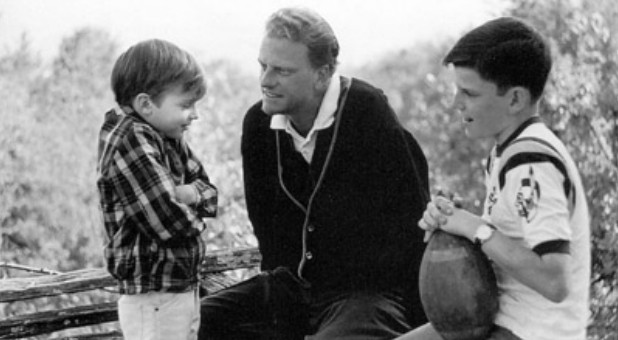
[[114, 132, 217, 243], [175, 181, 218, 218], [177, 141, 218, 218]]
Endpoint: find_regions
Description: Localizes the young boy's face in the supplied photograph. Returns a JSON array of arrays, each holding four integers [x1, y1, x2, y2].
[[451, 67, 513, 144], [147, 85, 202, 140]]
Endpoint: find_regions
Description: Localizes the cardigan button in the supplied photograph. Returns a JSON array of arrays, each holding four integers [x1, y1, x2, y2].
[[305, 251, 313, 260]]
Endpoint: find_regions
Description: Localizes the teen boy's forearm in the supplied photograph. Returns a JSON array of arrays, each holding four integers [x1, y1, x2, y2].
[[478, 231, 570, 303], [438, 207, 570, 303]]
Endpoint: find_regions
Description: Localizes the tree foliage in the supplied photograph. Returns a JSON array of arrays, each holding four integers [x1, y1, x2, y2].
[[191, 60, 260, 251], [1, 28, 118, 273], [1, 1, 616, 338], [1, 35, 43, 265]]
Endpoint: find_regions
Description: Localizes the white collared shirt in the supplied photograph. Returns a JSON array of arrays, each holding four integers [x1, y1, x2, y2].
[[485, 122, 590, 340], [270, 73, 341, 163]]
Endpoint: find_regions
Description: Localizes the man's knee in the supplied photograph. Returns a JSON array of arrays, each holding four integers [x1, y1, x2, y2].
[[308, 292, 411, 339], [199, 268, 308, 339]]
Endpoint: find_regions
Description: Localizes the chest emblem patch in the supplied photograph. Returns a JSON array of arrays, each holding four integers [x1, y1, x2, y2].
[[487, 186, 498, 215], [516, 166, 541, 222]]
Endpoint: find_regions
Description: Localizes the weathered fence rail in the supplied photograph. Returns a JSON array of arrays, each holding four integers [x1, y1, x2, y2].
[[0, 247, 261, 339]]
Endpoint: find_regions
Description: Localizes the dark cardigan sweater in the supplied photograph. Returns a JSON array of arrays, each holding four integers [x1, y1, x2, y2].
[[241, 77, 429, 323]]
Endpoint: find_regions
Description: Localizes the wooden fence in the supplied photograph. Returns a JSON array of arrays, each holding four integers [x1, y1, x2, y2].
[[3, 247, 615, 339], [0, 247, 261, 339]]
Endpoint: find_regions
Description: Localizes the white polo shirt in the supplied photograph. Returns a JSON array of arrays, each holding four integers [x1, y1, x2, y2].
[[484, 120, 590, 340], [270, 73, 341, 163]]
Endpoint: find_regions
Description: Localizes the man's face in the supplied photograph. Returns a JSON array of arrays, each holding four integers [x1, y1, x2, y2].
[[451, 67, 512, 143], [258, 36, 322, 120]]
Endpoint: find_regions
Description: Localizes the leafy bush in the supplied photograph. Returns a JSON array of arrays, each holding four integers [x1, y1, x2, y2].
[[1, 1, 616, 338]]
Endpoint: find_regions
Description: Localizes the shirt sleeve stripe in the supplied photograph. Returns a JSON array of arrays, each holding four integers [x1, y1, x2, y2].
[[498, 137, 576, 207], [499, 152, 572, 197], [532, 239, 571, 255]]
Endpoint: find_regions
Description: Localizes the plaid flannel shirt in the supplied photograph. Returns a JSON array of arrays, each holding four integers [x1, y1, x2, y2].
[[97, 109, 217, 294]]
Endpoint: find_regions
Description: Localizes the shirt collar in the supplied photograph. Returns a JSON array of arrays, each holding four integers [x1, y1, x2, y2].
[[496, 116, 542, 156], [271, 73, 341, 133]]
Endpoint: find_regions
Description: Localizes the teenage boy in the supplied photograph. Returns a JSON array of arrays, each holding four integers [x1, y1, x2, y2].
[[397, 17, 590, 340], [97, 39, 217, 340]]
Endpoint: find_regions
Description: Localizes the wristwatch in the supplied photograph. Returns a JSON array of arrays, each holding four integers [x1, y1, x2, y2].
[[474, 224, 496, 247]]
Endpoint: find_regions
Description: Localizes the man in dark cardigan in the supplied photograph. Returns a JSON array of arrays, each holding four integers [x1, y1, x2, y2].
[[199, 7, 429, 340]]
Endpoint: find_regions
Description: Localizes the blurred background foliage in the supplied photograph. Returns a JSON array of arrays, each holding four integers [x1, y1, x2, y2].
[[0, 0, 615, 338]]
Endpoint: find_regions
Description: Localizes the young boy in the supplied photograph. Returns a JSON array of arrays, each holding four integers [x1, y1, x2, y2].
[[96, 39, 217, 340], [397, 17, 590, 340]]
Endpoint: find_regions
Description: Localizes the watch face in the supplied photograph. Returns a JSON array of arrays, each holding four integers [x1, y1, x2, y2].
[[479, 226, 492, 239], [475, 225, 494, 245]]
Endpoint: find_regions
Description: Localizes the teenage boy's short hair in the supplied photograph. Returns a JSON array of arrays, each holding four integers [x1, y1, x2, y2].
[[111, 39, 206, 107], [265, 7, 339, 72], [443, 17, 552, 102]]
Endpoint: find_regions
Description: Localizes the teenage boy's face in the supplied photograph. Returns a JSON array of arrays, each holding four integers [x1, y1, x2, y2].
[[148, 85, 201, 140], [258, 36, 322, 119], [452, 67, 512, 143]]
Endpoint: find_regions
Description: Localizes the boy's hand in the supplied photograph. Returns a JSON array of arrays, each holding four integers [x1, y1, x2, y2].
[[419, 188, 463, 242], [420, 196, 456, 241], [436, 188, 464, 208], [175, 184, 198, 205], [441, 207, 484, 242]]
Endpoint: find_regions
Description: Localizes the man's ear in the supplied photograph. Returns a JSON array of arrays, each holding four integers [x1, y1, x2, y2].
[[132, 93, 153, 116], [315, 65, 333, 91], [507, 86, 531, 114]]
